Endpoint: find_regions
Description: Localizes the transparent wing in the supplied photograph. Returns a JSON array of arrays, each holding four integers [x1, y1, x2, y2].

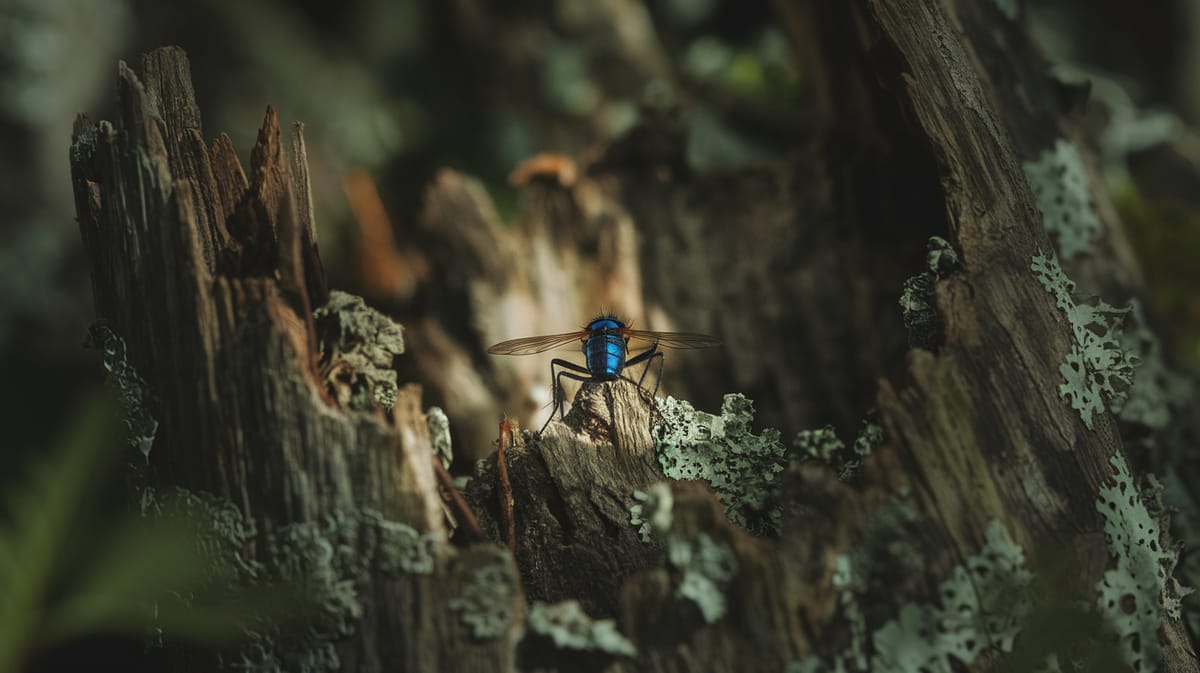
[[487, 330, 589, 355], [622, 329, 722, 349]]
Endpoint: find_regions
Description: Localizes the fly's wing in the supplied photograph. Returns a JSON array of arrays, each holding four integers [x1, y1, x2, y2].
[[486, 330, 589, 355], [622, 329, 722, 349]]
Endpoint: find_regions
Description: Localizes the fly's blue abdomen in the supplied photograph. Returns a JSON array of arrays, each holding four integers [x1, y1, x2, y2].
[[584, 317, 627, 379], [585, 333, 626, 379]]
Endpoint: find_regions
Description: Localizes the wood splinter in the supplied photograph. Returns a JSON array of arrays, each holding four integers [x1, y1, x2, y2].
[[433, 459, 486, 544], [498, 417, 518, 553]]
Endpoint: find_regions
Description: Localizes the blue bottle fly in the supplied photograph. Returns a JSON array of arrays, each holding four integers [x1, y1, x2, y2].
[[487, 315, 720, 431]]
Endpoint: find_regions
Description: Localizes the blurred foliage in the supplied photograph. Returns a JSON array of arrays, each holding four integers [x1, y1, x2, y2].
[[0, 0, 132, 443], [0, 397, 296, 673], [1115, 185, 1200, 367], [998, 546, 1132, 673]]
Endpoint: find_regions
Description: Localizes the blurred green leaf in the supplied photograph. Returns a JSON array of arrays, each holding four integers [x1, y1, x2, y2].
[[0, 396, 305, 673], [724, 52, 767, 95], [1116, 185, 1200, 366], [998, 545, 1133, 673], [156, 582, 310, 643], [41, 519, 209, 644], [0, 394, 118, 673]]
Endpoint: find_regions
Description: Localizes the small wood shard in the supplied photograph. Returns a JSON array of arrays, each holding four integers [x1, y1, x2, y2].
[[345, 168, 425, 303], [434, 459, 487, 544], [498, 417, 519, 553], [209, 133, 249, 230], [288, 123, 329, 306], [509, 152, 578, 188]]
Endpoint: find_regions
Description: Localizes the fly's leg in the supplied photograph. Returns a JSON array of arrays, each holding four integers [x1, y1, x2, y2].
[[622, 343, 666, 431], [625, 342, 664, 398], [543, 358, 592, 434]]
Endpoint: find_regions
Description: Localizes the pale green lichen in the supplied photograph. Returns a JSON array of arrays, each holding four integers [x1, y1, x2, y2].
[[629, 493, 652, 543], [150, 491, 437, 672], [261, 510, 437, 670], [450, 550, 519, 640], [899, 272, 938, 350], [794, 426, 843, 463], [269, 513, 365, 640], [145, 486, 260, 584], [1161, 465, 1200, 637], [1095, 452, 1190, 673], [70, 117, 100, 164], [142, 486, 261, 649], [427, 406, 452, 469], [925, 237, 960, 277], [669, 532, 737, 624], [654, 394, 786, 535], [790, 495, 928, 673], [833, 554, 869, 671], [846, 420, 885, 479], [145, 488, 278, 667], [858, 491, 924, 580], [1024, 140, 1103, 260], [853, 421, 884, 457], [526, 600, 637, 657], [654, 396, 881, 531], [871, 519, 1033, 673], [630, 482, 680, 543], [794, 420, 882, 481], [900, 237, 961, 350], [234, 636, 340, 673], [313, 291, 404, 411], [366, 510, 439, 576], [1118, 300, 1193, 430], [1031, 251, 1137, 429], [86, 322, 158, 459], [630, 483, 674, 544], [791, 520, 1032, 672]]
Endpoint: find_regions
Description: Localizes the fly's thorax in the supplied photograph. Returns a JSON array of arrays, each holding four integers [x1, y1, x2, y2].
[[586, 316, 625, 332]]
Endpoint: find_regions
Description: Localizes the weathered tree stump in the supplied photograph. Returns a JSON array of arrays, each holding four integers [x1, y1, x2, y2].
[[70, 47, 520, 673], [69, 0, 1200, 663]]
